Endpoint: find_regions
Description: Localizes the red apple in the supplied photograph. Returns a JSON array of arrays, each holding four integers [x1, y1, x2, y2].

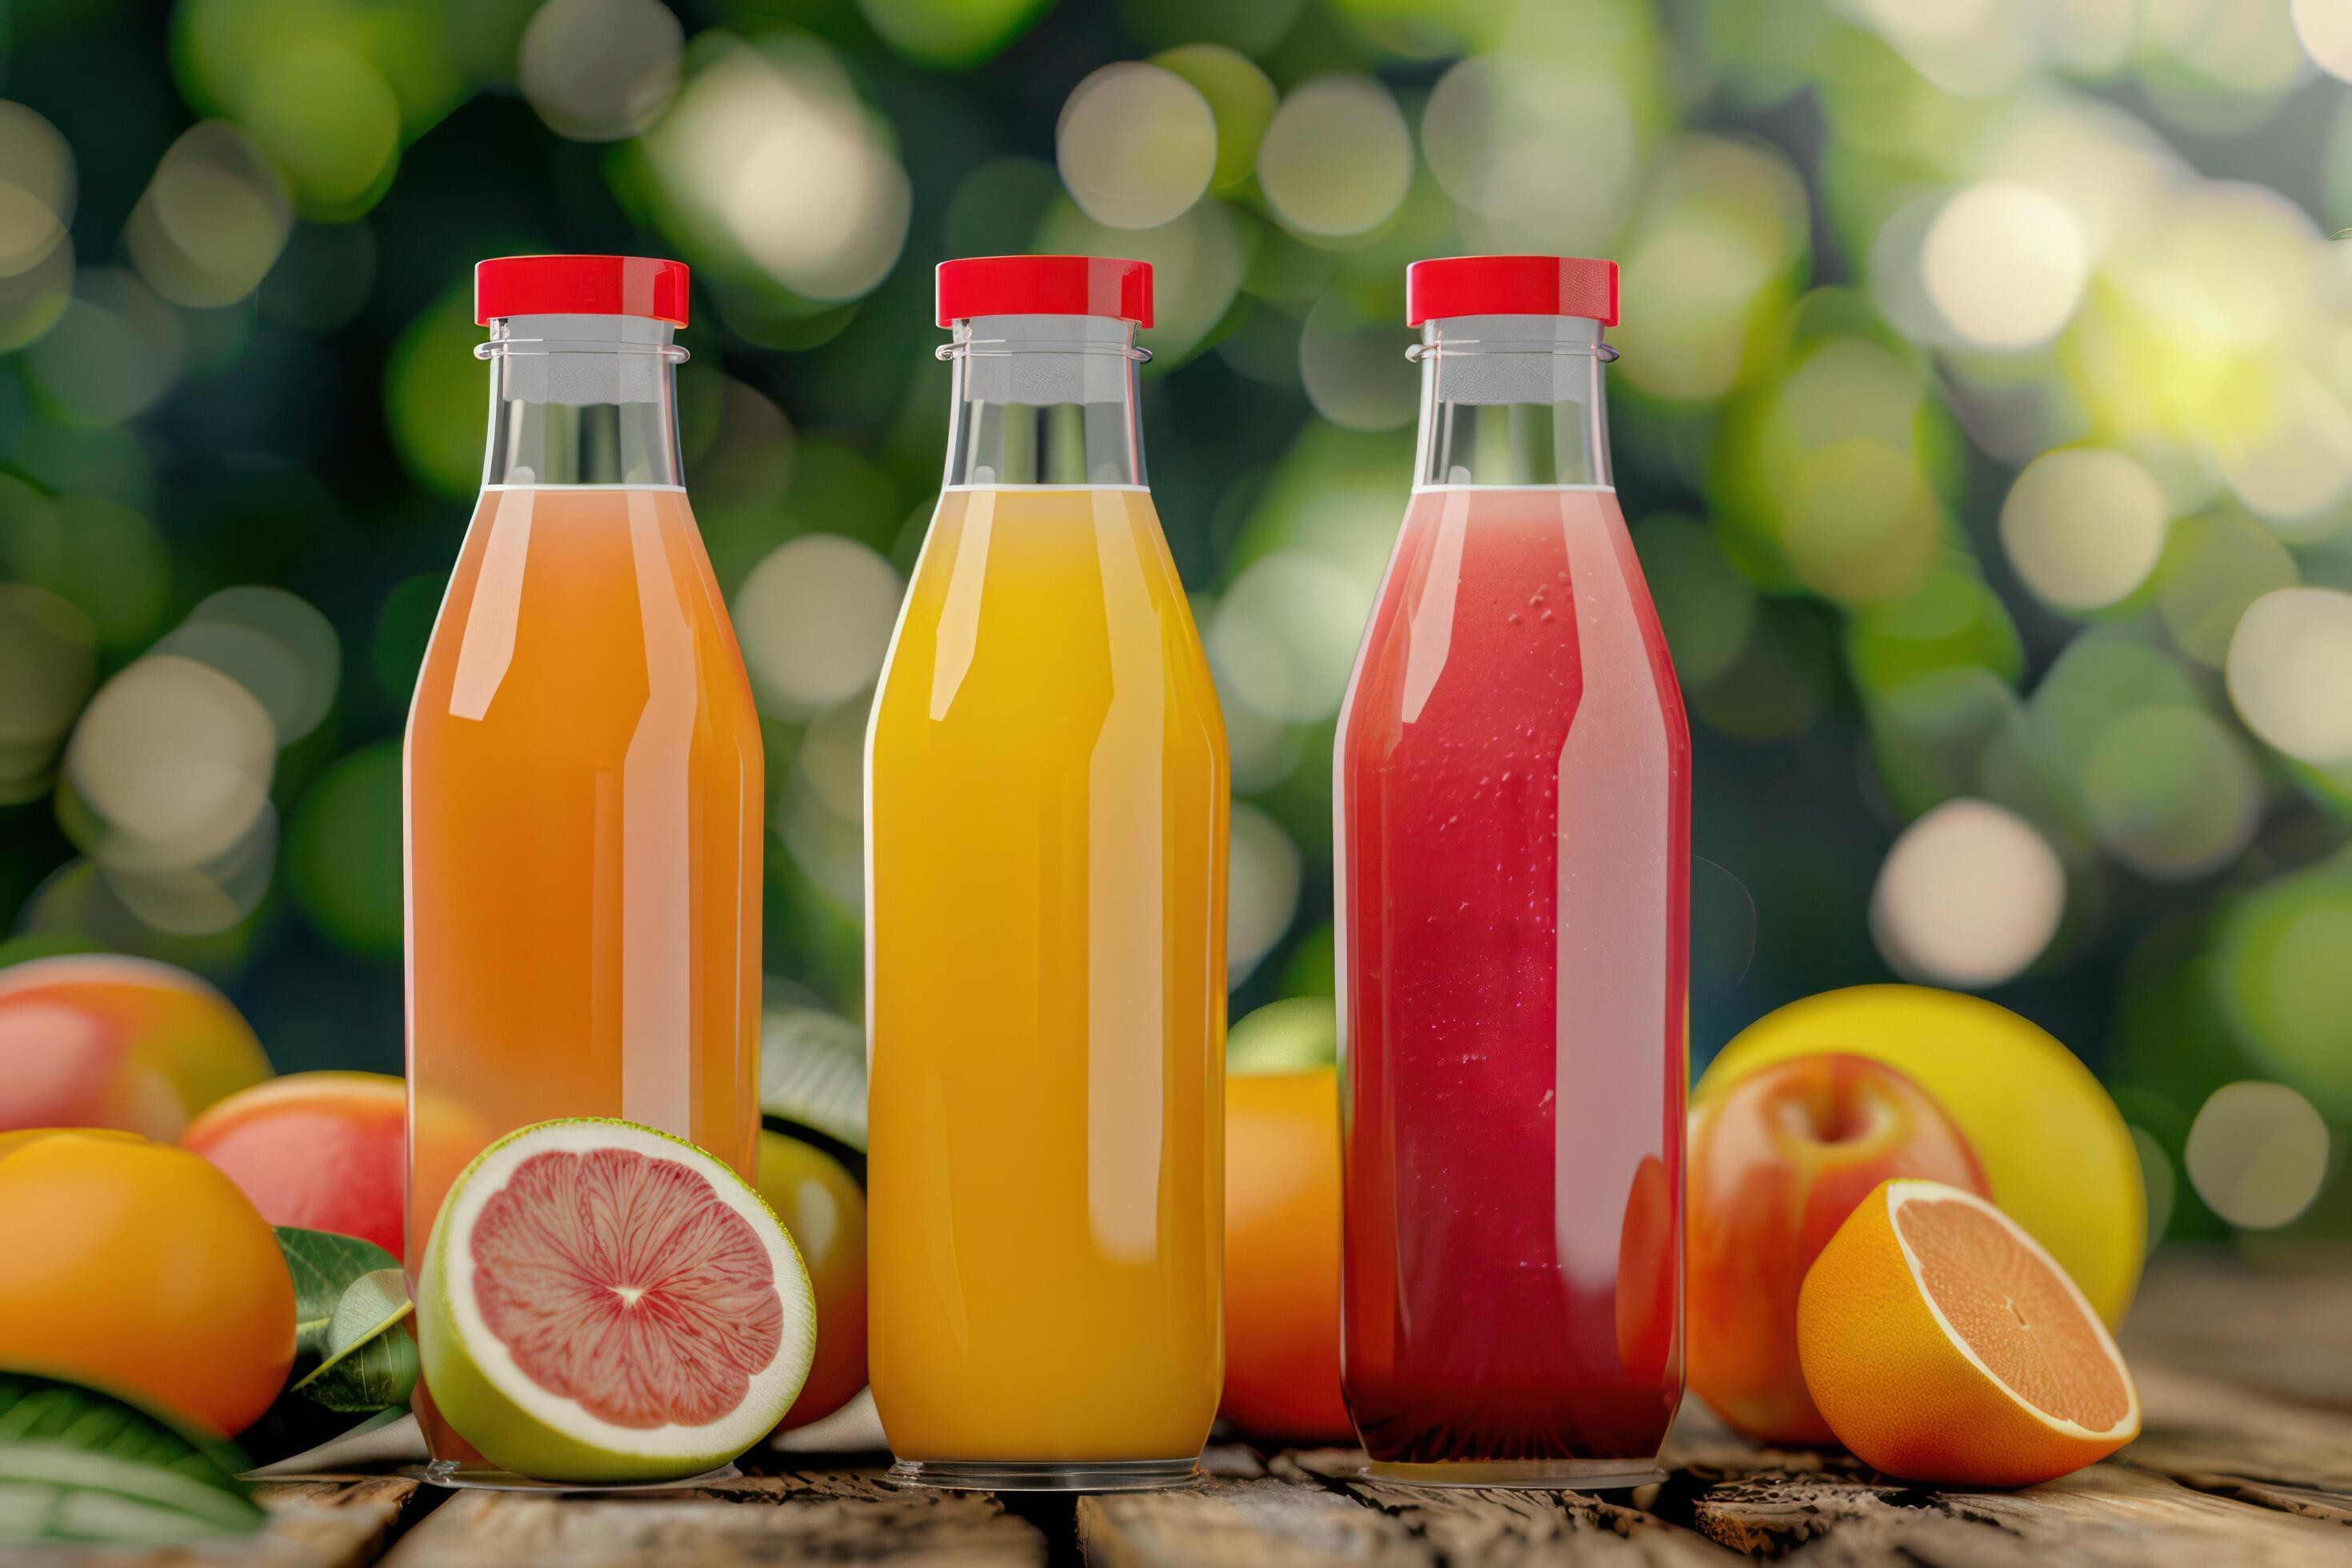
[[1687, 1051, 1989, 1444], [182, 1071, 410, 1254], [0, 955, 271, 1138]]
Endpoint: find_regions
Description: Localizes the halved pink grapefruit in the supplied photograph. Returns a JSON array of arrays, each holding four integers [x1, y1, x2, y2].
[[418, 1118, 816, 1483]]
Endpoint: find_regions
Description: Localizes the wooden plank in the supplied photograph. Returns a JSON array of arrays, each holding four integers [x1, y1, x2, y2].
[[2126, 1363, 2352, 1523], [378, 1470, 1043, 1566], [2123, 1258, 2352, 1414], [1080, 1475, 1432, 1566], [1278, 1449, 1742, 1564], [8, 1475, 427, 1568], [1675, 1458, 2352, 1566]]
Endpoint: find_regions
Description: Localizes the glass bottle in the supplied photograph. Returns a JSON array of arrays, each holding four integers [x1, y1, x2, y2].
[[1335, 255, 1690, 1486], [866, 257, 1228, 1490], [404, 255, 762, 1477]]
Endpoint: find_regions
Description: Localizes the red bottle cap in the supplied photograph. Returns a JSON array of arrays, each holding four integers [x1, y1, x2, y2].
[[474, 255, 690, 327], [936, 255, 1153, 328], [1406, 256, 1618, 327]]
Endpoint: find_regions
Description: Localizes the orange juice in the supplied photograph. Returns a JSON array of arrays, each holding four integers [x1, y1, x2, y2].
[[867, 486, 1227, 1473], [405, 260, 762, 1471], [867, 255, 1227, 1490]]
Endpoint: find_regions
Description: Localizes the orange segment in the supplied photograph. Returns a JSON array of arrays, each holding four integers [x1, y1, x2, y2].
[[1897, 1194, 2134, 1434], [1798, 1178, 2138, 1487]]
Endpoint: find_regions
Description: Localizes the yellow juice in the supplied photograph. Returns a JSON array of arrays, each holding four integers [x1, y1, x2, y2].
[[866, 485, 1228, 1464]]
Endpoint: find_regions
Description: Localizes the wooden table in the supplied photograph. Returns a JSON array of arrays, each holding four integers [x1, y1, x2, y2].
[[32, 1255, 2352, 1566]]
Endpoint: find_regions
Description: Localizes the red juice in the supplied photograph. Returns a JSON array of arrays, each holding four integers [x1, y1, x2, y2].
[[1335, 258, 1689, 1481], [1338, 485, 1689, 1472]]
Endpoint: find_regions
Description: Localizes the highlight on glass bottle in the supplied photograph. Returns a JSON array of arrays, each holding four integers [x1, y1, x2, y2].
[[404, 254, 764, 1482], [866, 255, 1230, 1492], [1334, 255, 1691, 1487]]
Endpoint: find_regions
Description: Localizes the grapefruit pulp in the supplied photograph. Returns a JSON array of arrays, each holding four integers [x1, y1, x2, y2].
[[418, 1118, 815, 1482]]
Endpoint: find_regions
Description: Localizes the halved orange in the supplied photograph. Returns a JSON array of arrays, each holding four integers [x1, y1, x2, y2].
[[1797, 1178, 2139, 1486]]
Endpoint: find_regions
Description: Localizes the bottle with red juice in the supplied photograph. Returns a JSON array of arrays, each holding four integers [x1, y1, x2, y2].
[[1334, 255, 1690, 1486]]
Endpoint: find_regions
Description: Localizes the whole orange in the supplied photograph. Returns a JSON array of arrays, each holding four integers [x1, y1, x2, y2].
[[1222, 1067, 1353, 1442], [755, 1130, 868, 1431], [1687, 1053, 1987, 1444], [184, 1071, 410, 1256], [0, 1130, 295, 1433], [0, 956, 270, 1138]]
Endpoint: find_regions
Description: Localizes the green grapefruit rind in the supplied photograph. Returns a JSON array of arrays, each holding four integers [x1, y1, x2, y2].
[[418, 1118, 817, 1483]]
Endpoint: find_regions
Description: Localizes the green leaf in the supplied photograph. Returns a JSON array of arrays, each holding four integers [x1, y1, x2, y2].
[[289, 1270, 416, 1412], [274, 1226, 402, 1371], [0, 1370, 265, 1545]]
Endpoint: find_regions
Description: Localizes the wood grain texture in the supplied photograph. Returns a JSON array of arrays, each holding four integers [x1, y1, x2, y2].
[[378, 1470, 1044, 1566], [2126, 1363, 2352, 1523], [10, 1475, 427, 1568], [22, 1260, 2352, 1566], [1675, 1456, 2352, 1566], [2122, 1257, 2352, 1414], [1080, 1475, 1432, 1566], [1279, 1449, 1742, 1564]]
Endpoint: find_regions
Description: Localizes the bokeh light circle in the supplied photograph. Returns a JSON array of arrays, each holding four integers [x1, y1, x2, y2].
[[2294, 0, 2352, 81], [64, 655, 277, 875], [2158, 510, 2298, 667], [2225, 586, 2352, 766], [1206, 550, 1367, 722], [1056, 62, 1215, 231], [733, 533, 906, 722], [1617, 137, 1806, 404], [1227, 802, 1302, 986], [2217, 368, 2352, 529], [1152, 43, 1276, 191], [1298, 290, 1415, 431], [1921, 182, 2090, 350], [0, 582, 96, 801], [286, 740, 402, 954], [779, 694, 868, 914], [165, 586, 343, 747], [1420, 55, 1637, 252], [518, 0, 685, 143], [646, 38, 912, 302], [1780, 440, 1942, 606], [1257, 76, 1410, 240], [859, 0, 1052, 68], [2185, 1080, 2330, 1229], [2079, 704, 2262, 879], [1870, 798, 2065, 989], [1035, 194, 1246, 366], [237, 37, 402, 218], [2130, 1126, 2178, 1248], [1998, 448, 2170, 613], [2218, 867, 2352, 1116], [0, 100, 74, 283], [25, 270, 186, 426], [126, 121, 290, 309]]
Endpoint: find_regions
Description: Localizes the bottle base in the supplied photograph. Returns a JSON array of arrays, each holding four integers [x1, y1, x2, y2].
[[1361, 1458, 1663, 1492], [889, 1456, 1202, 1492], [408, 1459, 742, 1493]]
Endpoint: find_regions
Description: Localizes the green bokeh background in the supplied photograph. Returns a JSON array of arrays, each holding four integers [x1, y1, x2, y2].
[[2, 0, 2349, 1251]]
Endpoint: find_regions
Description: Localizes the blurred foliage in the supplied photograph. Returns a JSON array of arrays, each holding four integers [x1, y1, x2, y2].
[[1, 0, 2349, 1247]]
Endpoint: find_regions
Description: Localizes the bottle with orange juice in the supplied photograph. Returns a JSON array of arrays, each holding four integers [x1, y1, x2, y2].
[[866, 257, 1229, 1490], [403, 256, 763, 1478]]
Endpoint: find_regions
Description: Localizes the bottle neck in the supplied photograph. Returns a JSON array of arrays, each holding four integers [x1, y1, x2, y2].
[[941, 314, 1148, 489], [1412, 314, 1614, 489], [478, 314, 687, 488]]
